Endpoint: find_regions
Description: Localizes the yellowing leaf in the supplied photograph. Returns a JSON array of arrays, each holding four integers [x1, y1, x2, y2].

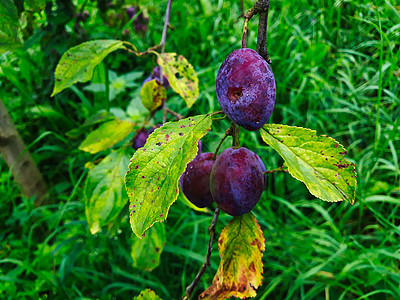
[[140, 79, 167, 111], [260, 124, 357, 204], [155, 53, 199, 108], [52, 40, 126, 96], [200, 213, 265, 300], [134, 289, 162, 300], [125, 115, 212, 238], [79, 119, 134, 154]]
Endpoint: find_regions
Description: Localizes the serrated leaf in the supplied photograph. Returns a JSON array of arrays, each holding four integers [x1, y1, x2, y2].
[[155, 53, 199, 108], [140, 79, 167, 111], [0, 0, 23, 53], [134, 289, 162, 300], [131, 222, 166, 271], [84, 150, 131, 234], [125, 115, 212, 238], [200, 213, 265, 300], [52, 40, 126, 96], [260, 124, 357, 204], [79, 119, 134, 154]]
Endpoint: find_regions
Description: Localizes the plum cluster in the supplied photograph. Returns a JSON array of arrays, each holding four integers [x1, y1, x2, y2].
[[180, 144, 266, 216], [180, 48, 275, 216]]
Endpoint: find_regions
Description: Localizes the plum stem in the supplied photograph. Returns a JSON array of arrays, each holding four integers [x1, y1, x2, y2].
[[213, 128, 231, 159], [242, 18, 249, 48], [264, 165, 288, 175], [232, 122, 240, 148], [182, 207, 220, 300]]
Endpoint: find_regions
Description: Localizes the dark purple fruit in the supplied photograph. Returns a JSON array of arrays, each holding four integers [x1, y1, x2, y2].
[[127, 6, 136, 19], [180, 152, 215, 208], [143, 66, 170, 90], [210, 147, 265, 216], [216, 48, 276, 131], [197, 140, 202, 154], [131, 125, 160, 150]]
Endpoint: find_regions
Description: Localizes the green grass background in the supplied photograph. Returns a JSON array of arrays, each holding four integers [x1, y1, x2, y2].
[[1, 0, 400, 299]]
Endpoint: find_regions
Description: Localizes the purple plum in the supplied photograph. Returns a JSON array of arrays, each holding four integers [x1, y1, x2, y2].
[[180, 152, 215, 208], [143, 66, 170, 90], [210, 147, 265, 216], [216, 48, 276, 131]]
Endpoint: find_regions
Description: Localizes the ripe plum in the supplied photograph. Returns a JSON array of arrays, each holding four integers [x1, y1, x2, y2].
[[216, 48, 276, 131]]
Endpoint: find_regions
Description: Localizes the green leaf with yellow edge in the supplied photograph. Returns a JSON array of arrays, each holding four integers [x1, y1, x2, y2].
[[52, 40, 127, 96], [131, 222, 166, 271], [84, 149, 130, 234], [200, 212, 265, 300], [0, 0, 23, 53], [125, 115, 212, 238], [79, 119, 135, 154], [134, 289, 162, 300], [155, 53, 199, 108], [140, 79, 167, 111], [260, 124, 357, 204]]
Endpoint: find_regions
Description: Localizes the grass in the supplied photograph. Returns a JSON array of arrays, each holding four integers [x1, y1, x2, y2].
[[1, 0, 399, 299]]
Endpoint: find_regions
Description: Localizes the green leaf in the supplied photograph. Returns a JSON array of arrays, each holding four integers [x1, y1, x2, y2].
[[0, 0, 23, 53], [84, 149, 131, 234], [260, 124, 357, 204], [125, 115, 212, 238], [140, 79, 167, 112], [155, 53, 199, 108], [79, 119, 134, 154], [131, 222, 166, 271], [52, 40, 126, 96], [200, 213, 265, 300], [24, 0, 46, 11], [134, 289, 162, 300]]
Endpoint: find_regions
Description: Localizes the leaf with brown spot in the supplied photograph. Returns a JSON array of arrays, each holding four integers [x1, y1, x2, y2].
[[140, 79, 167, 112], [155, 53, 199, 108], [260, 124, 357, 204], [199, 213, 265, 300]]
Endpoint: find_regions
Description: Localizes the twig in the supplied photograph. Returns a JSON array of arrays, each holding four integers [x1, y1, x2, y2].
[[124, 44, 162, 57], [165, 107, 184, 120], [242, 0, 272, 63], [232, 122, 240, 148], [183, 207, 220, 300], [263, 165, 288, 175], [160, 0, 173, 123], [255, 0, 271, 63]]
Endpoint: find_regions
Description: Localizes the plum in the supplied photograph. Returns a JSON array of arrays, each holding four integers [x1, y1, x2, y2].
[[131, 125, 159, 150], [143, 66, 170, 90], [216, 48, 276, 131], [180, 152, 215, 208], [210, 147, 265, 216], [126, 6, 135, 19]]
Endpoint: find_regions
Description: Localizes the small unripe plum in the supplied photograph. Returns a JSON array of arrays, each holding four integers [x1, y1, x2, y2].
[[216, 48, 276, 131], [180, 152, 215, 208], [210, 147, 265, 216]]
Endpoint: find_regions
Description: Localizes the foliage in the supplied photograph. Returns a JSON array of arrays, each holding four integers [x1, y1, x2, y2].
[[0, 0, 399, 299]]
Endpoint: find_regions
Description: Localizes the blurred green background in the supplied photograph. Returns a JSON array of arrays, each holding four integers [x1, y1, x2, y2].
[[1, 0, 399, 299]]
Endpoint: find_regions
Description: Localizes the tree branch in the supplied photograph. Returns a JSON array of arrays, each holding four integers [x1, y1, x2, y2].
[[255, 0, 271, 63], [182, 207, 220, 299], [0, 100, 48, 206]]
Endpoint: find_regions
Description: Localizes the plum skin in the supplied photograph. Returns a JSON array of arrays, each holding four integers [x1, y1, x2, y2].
[[216, 48, 276, 131], [180, 152, 215, 208], [210, 147, 265, 216]]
